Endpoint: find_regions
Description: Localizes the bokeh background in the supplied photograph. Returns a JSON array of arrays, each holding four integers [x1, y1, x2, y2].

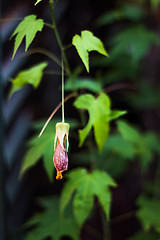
[[1, 0, 160, 239]]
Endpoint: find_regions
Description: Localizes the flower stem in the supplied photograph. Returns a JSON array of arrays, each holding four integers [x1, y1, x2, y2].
[[49, 0, 71, 75], [62, 56, 64, 122]]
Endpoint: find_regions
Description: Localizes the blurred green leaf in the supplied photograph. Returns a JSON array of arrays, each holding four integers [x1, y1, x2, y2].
[[117, 120, 154, 170], [110, 25, 158, 63], [150, 0, 160, 10], [20, 120, 55, 181], [60, 168, 116, 228], [65, 77, 102, 93], [128, 82, 160, 109], [9, 62, 48, 98], [91, 55, 139, 83], [24, 197, 79, 240], [72, 30, 108, 72], [136, 195, 160, 233], [128, 231, 160, 240], [96, 5, 144, 27], [11, 15, 44, 58], [117, 120, 141, 142], [97, 133, 136, 177], [145, 132, 160, 155]]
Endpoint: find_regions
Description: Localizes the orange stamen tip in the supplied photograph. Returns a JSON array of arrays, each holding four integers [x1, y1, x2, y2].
[[56, 171, 63, 180]]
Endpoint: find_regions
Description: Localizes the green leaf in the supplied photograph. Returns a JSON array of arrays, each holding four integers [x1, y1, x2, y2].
[[117, 120, 153, 170], [101, 133, 136, 177], [65, 77, 102, 93], [72, 30, 108, 72], [96, 5, 144, 27], [108, 110, 127, 121], [136, 195, 160, 233], [117, 120, 142, 143], [74, 93, 111, 151], [110, 25, 158, 63], [9, 62, 48, 97], [74, 93, 125, 151], [11, 15, 44, 58], [150, 0, 160, 10], [34, 0, 43, 5], [24, 197, 79, 240], [20, 120, 55, 182], [60, 168, 116, 228]]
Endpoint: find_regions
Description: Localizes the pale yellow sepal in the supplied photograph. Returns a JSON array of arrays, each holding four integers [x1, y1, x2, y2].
[[54, 122, 70, 151]]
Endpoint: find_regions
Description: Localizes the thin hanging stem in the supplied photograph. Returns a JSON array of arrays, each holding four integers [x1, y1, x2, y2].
[[49, 0, 71, 75], [38, 92, 76, 138], [62, 55, 64, 122]]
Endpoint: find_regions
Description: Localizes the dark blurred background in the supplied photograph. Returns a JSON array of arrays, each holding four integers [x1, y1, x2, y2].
[[1, 0, 160, 240]]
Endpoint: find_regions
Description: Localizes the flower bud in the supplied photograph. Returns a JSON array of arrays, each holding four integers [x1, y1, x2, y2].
[[53, 122, 70, 180]]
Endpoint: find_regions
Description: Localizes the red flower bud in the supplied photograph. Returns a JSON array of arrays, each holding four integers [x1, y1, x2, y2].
[[53, 122, 70, 180], [53, 139, 68, 180]]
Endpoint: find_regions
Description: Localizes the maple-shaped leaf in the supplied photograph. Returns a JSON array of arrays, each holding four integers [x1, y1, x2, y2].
[[136, 195, 160, 233], [24, 197, 79, 240], [72, 30, 108, 72], [20, 120, 55, 181], [74, 92, 126, 151], [11, 15, 44, 58], [9, 62, 48, 98], [60, 168, 116, 228]]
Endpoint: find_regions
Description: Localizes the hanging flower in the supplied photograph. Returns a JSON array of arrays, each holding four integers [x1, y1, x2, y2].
[[53, 122, 70, 180]]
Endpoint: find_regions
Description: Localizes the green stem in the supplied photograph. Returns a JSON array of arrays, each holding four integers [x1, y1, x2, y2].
[[100, 210, 110, 240], [49, 0, 71, 75], [22, 47, 61, 67], [62, 57, 64, 122]]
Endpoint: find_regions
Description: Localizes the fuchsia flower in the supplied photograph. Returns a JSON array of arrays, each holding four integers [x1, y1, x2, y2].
[[53, 122, 69, 180]]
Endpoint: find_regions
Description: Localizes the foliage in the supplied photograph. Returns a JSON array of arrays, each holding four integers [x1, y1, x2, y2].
[[117, 120, 160, 170], [109, 25, 158, 63], [72, 30, 108, 72], [74, 92, 126, 151], [136, 195, 160, 233], [128, 231, 160, 240], [11, 15, 44, 58], [96, 4, 144, 26], [9, 62, 48, 98], [20, 120, 55, 181], [7, 0, 160, 239], [60, 168, 116, 228], [24, 197, 79, 240], [65, 77, 102, 93]]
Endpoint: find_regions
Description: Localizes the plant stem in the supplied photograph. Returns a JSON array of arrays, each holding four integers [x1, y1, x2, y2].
[[38, 92, 76, 138], [100, 209, 110, 240], [62, 56, 64, 122], [21, 47, 61, 67], [49, 0, 71, 75]]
